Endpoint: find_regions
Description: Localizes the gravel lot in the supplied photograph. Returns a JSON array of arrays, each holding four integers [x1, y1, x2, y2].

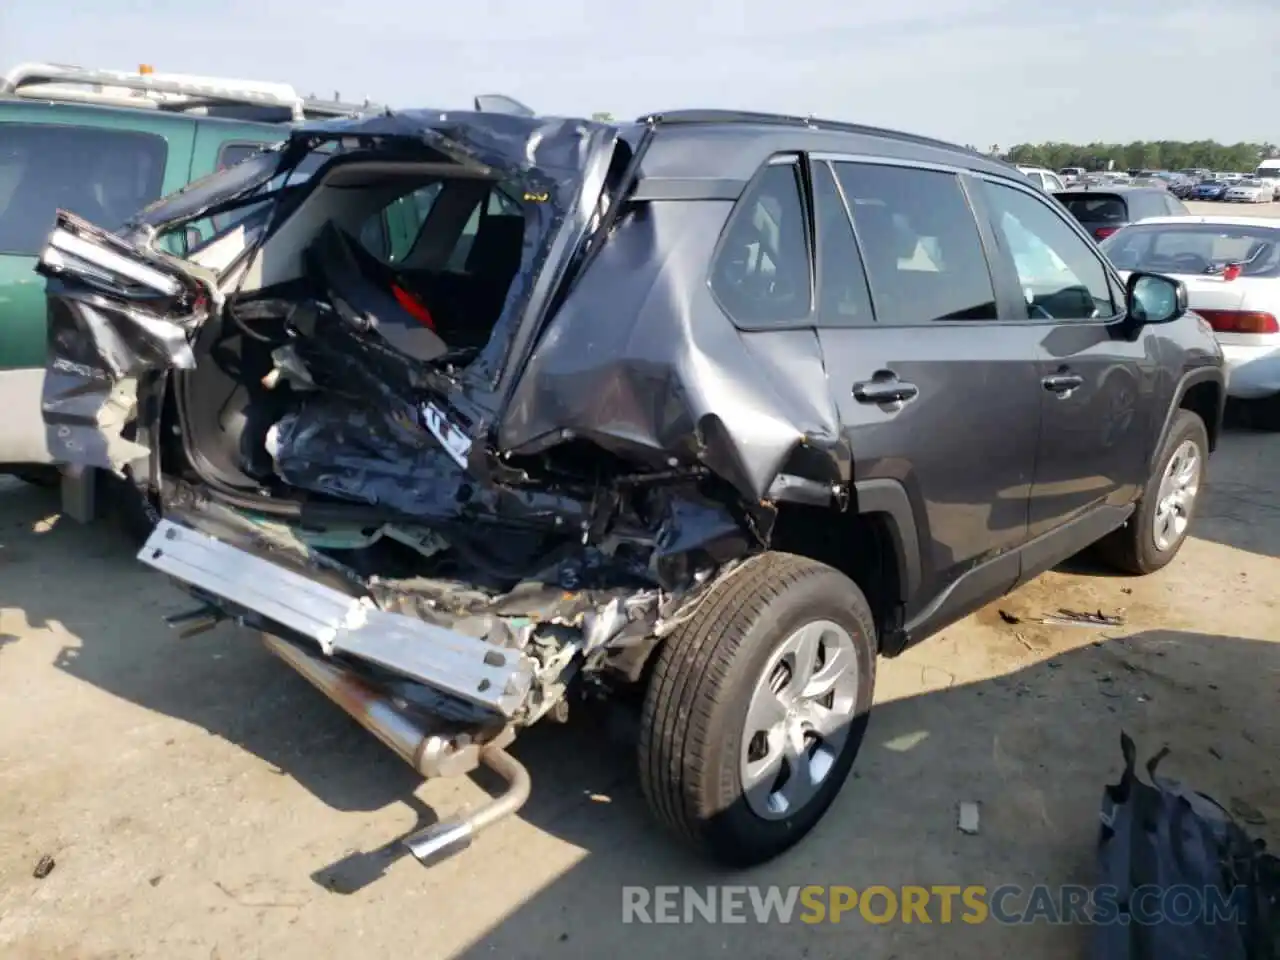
[[2, 198, 1278, 960]]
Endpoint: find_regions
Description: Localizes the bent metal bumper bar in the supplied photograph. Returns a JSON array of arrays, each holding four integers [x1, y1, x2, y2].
[[137, 519, 536, 866], [137, 519, 535, 717]]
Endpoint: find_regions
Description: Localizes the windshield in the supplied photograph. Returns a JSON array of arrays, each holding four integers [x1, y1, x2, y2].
[[1101, 224, 1280, 278]]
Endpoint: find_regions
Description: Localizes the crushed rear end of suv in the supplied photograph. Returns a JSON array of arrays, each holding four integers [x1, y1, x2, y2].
[[39, 108, 865, 867]]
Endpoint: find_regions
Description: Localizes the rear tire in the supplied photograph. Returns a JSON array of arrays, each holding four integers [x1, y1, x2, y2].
[[638, 552, 876, 867], [1096, 410, 1207, 575]]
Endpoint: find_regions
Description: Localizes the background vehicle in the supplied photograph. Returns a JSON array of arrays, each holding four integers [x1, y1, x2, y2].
[[1016, 165, 1066, 191], [0, 63, 378, 495], [1053, 186, 1189, 241], [1102, 216, 1280, 425], [37, 109, 1224, 869], [1224, 179, 1271, 204], [1192, 180, 1230, 201], [1059, 166, 1085, 184]]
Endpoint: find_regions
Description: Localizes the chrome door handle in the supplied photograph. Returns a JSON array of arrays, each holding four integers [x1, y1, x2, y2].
[[1042, 373, 1084, 394], [853, 379, 919, 404]]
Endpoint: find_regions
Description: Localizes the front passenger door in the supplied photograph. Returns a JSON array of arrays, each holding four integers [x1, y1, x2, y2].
[[973, 177, 1157, 556]]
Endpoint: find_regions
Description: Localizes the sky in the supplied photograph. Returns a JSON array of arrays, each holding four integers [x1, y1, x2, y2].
[[3, 0, 1278, 147]]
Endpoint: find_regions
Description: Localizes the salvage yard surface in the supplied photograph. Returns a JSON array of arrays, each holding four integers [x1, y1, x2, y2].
[[2, 200, 1279, 960]]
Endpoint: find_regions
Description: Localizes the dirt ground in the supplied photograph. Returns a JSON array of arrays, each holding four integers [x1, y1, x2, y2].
[[2, 197, 1278, 960], [2, 424, 1278, 959]]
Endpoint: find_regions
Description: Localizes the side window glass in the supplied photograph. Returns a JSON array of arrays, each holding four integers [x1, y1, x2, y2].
[[833, 163, 997, 323], [811, 161, 874, 325], [217, 141, 277, 172], [710, 160, 812, 328], [980, 180, 1115, 321], [0, 123, 167, 256], [358, 182, 444, 264], [444, 186, 523, 272]]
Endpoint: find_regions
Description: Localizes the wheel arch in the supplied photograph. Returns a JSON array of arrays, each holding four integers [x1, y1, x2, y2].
[[1152, 368, 1224, 472], [768, 478, 922, 656]]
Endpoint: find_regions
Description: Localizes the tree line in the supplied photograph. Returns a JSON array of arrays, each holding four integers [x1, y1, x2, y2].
[[990, 140, 1277, 174]]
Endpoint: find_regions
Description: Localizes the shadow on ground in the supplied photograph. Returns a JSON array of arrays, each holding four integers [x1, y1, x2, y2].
[[1192, 403, 1280, 561]]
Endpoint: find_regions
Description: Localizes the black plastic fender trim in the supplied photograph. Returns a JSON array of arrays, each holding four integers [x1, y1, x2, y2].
[[852, 478, 922, 603]]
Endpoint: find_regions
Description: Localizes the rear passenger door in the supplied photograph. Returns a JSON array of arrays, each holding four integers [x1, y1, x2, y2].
[[804, 156, 1045, 632], [970, 175, 1155, 560]]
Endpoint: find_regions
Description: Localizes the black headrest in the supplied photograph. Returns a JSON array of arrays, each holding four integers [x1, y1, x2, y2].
[[465, 215, 525, 276]]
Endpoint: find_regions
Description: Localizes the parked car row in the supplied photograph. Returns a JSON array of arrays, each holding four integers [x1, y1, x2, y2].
[[1049, 165, 1280, 202]]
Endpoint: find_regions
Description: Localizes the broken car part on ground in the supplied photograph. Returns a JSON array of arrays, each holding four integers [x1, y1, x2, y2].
[[1096, 735, 1280, 960], [36, 108, 860, 867]]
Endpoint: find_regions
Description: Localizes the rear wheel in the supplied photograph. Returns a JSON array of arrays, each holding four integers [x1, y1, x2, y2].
[[638, 552, 876, 866], [1096, 410, 1207, 574]]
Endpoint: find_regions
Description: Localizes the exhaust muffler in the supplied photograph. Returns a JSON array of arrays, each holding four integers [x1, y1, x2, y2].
[[260, 633, 531, 867]]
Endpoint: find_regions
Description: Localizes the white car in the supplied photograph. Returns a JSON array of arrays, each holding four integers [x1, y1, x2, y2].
[[1015, 165, 1066, 192], [1101, 216, 1280, 423], [1256, 176, 1280, 201], [1224, 179, 1271, 203]]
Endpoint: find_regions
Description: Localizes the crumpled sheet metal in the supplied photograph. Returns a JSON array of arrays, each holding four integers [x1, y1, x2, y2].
[[124, 109, 619, 392], [1095, 733, 1280, 960], [40, 281, 206, 471], [498, 198, 847, 502], [266, 397, 593, 534]]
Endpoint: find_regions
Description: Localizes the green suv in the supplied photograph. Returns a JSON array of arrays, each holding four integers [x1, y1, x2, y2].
[[0, 98, 298, 479], [0, 66, 456, 515]]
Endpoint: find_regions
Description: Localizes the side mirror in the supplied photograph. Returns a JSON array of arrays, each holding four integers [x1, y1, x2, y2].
[[1126, 271, 1186, 325]]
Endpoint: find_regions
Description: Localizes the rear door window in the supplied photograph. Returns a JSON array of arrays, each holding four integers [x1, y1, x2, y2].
[[0, 123, 167, 255], [810, 160, 874, 325], [710, 159, 813, 328], [832, 162, 998, 323]]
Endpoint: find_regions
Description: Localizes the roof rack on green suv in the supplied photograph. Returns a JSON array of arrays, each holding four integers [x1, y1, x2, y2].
[[1, 62, 383, 122]]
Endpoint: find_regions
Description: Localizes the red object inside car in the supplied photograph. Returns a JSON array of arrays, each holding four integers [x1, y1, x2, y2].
[[390, 283, 435, 331]]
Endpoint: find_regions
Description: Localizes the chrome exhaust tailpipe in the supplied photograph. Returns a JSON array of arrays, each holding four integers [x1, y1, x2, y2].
[[403, 744, 531, 867], [261, 634, 532, 867]]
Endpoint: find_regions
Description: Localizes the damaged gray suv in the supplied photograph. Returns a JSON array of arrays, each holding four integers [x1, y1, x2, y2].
[[37, 108, 1225, 868]]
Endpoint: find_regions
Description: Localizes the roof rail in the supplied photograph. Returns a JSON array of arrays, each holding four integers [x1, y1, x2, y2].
[[0, 63, 383, 121], [634, 109, 982, 159]]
